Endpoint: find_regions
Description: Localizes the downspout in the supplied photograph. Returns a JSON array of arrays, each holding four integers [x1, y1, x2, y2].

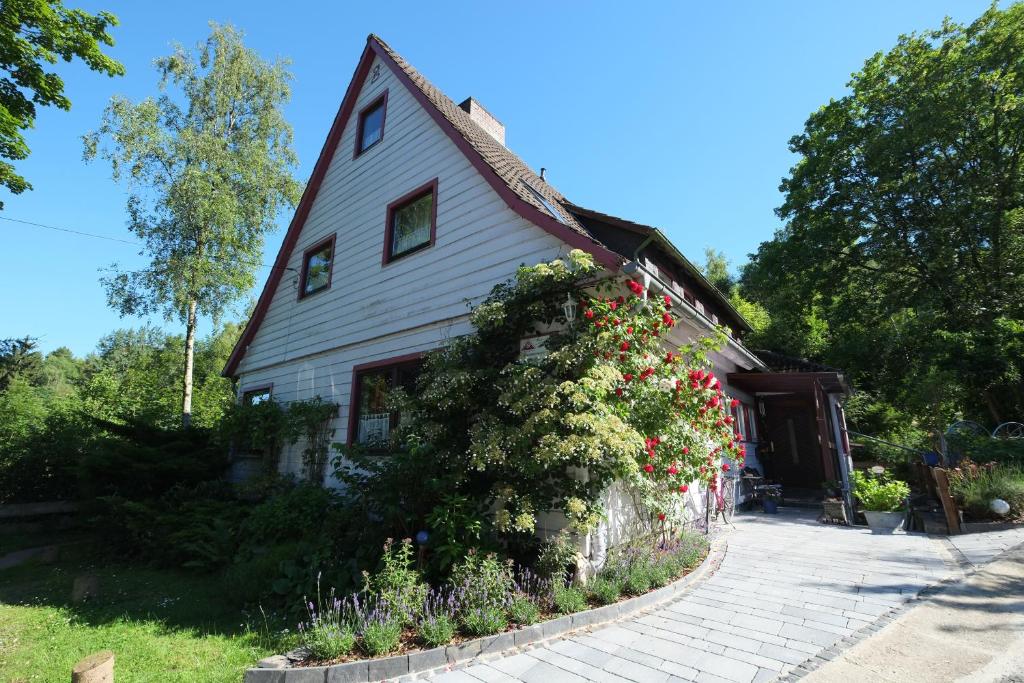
[[828, 394, 855, 522]]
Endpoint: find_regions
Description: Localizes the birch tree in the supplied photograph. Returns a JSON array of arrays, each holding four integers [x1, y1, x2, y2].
[[84, 23, 300, 427]]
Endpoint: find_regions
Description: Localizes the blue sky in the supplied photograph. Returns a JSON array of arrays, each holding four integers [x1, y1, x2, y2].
[[0, 1, 997, 356]]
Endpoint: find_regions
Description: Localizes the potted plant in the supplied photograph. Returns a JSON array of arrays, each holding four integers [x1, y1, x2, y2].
[[851, 468, 909, 531], [761, 485, 782, 514]]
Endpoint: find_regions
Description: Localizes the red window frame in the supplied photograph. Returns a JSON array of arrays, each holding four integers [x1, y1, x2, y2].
[[347, 353, 425, 447], [353, 90, 388, 158], [382, 178, 438, 265], [298, 234, 336, 300]]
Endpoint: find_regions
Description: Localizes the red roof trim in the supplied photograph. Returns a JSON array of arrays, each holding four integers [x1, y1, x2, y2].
[[223, 36, 623, 378], [223, 43, 376, 378], [366, 38, 622, 270]]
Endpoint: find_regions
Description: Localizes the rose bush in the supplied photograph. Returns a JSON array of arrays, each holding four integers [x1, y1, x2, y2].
[[333, 250, 742, 571]]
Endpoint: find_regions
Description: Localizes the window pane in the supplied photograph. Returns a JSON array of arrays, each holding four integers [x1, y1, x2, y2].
[[391, 193, 432, 256], [244, 389, 270, 405], [360, 103, 384, 151], [357, 371, 392, 447], [304, 244, 332, 295]]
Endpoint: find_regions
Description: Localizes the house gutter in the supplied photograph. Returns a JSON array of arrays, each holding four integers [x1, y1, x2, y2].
[[622, 260, 766, 370]]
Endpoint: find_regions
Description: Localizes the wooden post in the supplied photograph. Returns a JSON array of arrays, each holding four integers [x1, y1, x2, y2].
[[72, 650, 114, 683], [933, 468, 961, 535]]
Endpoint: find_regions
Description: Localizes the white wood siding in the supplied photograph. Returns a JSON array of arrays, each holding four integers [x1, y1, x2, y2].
[[235, 56, 567, 479]]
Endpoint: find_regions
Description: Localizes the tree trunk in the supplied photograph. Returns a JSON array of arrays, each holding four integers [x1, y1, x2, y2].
[[182, 299, 198, 429]]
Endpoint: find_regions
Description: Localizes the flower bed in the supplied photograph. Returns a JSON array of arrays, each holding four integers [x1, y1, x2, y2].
[[245, 533, 712, 683]]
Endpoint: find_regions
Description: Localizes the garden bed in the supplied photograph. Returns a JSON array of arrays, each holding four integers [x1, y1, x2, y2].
[[244, 538, 719, 683]]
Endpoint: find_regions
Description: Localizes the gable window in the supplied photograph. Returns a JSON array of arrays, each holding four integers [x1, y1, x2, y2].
[[355, 91, 388, 156], [300, 235, 335, 298], [242, 385, 272, 405], [383, 179, 437, 264], [349, 356, 423, 448]]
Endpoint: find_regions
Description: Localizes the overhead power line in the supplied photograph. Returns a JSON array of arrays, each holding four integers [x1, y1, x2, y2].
[[0, 215, 295, 272]]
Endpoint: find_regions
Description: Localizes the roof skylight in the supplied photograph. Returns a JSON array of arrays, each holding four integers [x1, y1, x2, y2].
[[522, 180, 566, 224]]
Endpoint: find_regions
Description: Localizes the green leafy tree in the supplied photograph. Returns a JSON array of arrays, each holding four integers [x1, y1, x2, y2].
[[0, 336, 42, 389], [701, 248, 734, 294], [0, 0, 123, 206], [700, 249, 771, 342], [84, 23, 301, 427], [80, 324, 238, 429], [743, 4, 1024, 426]]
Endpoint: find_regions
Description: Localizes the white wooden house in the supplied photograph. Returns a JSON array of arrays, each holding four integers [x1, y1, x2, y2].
[[223, 35, 855, 550]]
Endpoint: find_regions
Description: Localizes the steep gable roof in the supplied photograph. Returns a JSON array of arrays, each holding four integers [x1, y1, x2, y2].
[[223, 35, 624, 378]]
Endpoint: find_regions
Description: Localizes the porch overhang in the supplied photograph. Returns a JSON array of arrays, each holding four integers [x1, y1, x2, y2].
[[725, 370, 850, 396]]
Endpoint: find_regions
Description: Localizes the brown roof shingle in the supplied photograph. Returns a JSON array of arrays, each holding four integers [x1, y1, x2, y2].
[[370, 35, 601, 244]]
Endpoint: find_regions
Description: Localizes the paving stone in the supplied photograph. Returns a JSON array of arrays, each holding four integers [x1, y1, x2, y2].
[[692, 652, 758, 683], [487, 653, 541, 678], [528, 647, 620, 683], [548, 639, 615, 668], [461, 663, 520, 683], [778, 623, 841, 648], [603, 656, 671, 683], [729, 613, 785, 636], [756, 643, 811, 666], [517, 659, 588, 683]]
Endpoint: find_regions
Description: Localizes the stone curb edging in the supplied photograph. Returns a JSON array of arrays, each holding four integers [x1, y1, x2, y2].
[[777, 536, 1024, 682], [243, 537, 727, 683]]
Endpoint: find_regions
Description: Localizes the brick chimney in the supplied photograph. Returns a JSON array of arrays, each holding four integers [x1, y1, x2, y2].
[[458, 97, 505, 146]]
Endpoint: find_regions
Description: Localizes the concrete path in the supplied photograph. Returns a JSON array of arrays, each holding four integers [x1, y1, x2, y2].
[[801, 542, 1024, 683], [427, 509, 967, 683]]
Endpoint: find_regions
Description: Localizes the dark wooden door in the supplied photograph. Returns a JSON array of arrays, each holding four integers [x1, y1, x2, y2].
[[762, 399, 824, 489]]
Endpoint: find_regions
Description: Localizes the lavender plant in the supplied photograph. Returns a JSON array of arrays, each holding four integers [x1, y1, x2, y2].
[[299, 577, 356, 660], [355, 594, 403, 657], [417, 587, 459, 647]]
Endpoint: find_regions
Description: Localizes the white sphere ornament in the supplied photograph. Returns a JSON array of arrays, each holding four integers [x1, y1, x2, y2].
[[990, 498, 1011, 517]]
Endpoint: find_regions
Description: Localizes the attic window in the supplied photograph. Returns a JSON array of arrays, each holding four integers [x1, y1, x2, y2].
[[300, 235, 335, 298], [355, 91, 388, 156], [384, 179, 438, 264], [522, 181, 566, 223]]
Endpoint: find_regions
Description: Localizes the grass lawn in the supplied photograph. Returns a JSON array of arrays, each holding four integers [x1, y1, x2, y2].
[[0, 539, 294, 682]]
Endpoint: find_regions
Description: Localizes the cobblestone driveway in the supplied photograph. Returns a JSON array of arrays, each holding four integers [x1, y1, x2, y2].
[[427, 509, 962, 683]]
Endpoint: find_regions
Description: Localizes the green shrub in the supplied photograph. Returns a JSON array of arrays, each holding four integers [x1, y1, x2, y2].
[[552, 584, 588, 614], [364, 539, 428, 625], [588, 576, 622, 605], [78, 419, 228, 501], [851, 469, 909, 512], [450, 551, 514, 613], [507, 595, 540, 625], [535, 532, 577, 582], [948, 461, 1024, 520], [947, 433, 1024, 467], [462, 606, 508, 636], [648, 562, 672, 588], [623, 565, 653, 596]]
